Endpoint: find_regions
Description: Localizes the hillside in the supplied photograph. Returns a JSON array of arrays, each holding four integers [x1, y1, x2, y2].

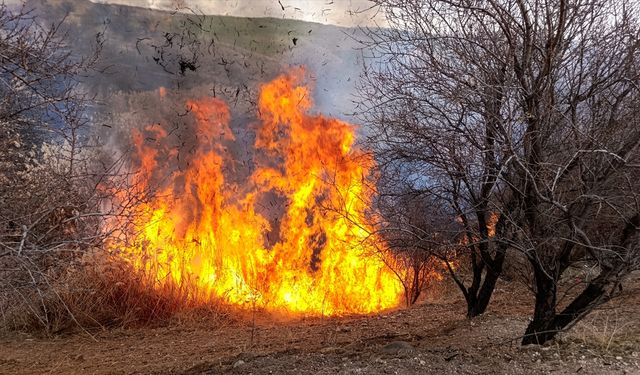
[[26, 0, 366, 119]]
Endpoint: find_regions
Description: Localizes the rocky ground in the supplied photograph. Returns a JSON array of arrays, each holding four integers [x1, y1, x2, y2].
[[1, 274, 639, 374]]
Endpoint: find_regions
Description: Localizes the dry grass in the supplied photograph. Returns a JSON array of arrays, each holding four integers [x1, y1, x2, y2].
[[556, 309, 639, 355], [0, 136, 232, 336], [0, 248, 232, 335]]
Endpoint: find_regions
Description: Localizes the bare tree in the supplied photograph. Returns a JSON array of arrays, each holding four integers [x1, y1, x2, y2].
[[359, 0, 640, 344], [358, 0, 514, 318]]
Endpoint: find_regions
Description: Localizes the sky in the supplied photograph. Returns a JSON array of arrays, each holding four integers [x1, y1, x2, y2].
[[87, 0, 387, 27]]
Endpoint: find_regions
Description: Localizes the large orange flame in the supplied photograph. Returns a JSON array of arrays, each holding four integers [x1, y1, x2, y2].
[[112, 68, 402, 316]]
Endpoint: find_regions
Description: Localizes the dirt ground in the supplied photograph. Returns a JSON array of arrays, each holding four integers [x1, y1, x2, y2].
[[1, 274, 639, 375]]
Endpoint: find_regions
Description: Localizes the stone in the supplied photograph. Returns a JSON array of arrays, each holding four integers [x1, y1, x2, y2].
[[381, 341, 415, 355], [320, 346, 342, 354]]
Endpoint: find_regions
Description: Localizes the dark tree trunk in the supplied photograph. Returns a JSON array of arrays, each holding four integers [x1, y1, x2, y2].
[[522, 268, 619, 345], [522, 215, 638, 345], [450, 213, 509, 319], [467, 263, 503, 317], [463, 241, 507, 317], [522, 270, 558, 345], [459, 258, 505, 319]]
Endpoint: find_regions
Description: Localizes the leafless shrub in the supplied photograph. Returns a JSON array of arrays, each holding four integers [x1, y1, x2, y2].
[[0, 3, 203, 334], [373, 181, 460, 306]]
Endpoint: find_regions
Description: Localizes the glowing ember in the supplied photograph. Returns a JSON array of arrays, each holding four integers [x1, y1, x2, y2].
[[112, 68, 402, 316]]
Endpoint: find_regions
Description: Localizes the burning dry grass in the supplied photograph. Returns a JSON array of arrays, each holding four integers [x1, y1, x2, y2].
[[0, 69, 450, 334], [0, 140, 218, 334], [106, 68, 404, 316], [0, 248, 454, 335], [0, 249, 235, 335]]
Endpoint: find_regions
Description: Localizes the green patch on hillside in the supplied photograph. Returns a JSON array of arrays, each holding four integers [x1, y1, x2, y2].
[[29, 0, 340, 57]]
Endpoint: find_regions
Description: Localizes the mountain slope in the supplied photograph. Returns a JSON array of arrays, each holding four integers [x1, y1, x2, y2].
[[26, 0, 366, 118]]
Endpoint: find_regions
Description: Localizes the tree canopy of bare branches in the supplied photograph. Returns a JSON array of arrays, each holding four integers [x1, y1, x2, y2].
[[359, 0, 640, 345]]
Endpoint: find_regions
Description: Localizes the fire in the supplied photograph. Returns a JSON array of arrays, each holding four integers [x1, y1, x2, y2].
[[487, 212, 499, 237], [112, 68, 402, 316]]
